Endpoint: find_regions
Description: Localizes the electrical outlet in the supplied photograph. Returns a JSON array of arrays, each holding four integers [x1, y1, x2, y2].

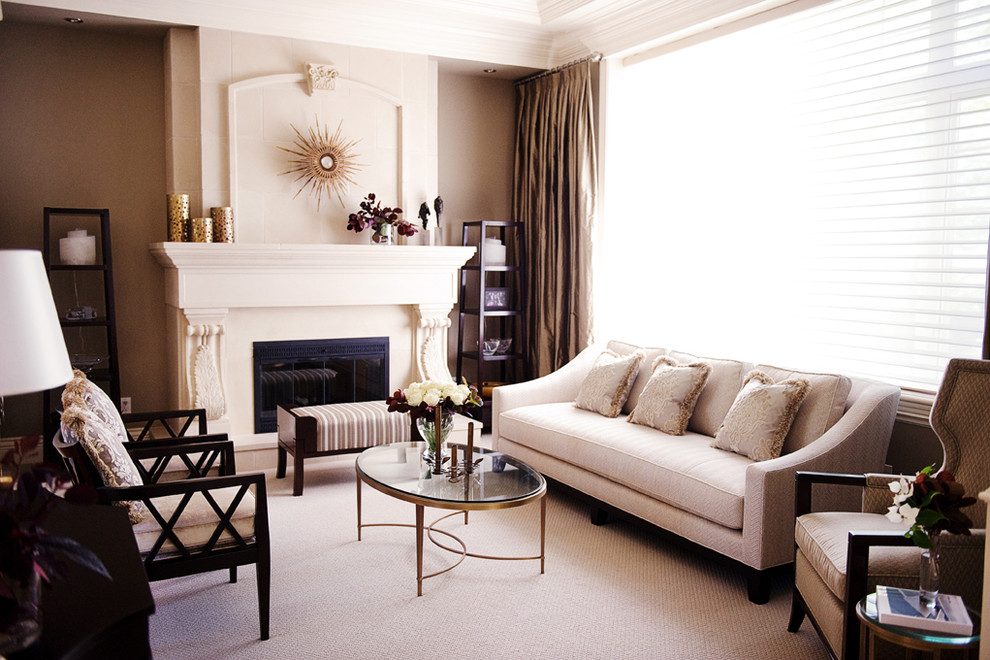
[[120, 397, 132, 414]]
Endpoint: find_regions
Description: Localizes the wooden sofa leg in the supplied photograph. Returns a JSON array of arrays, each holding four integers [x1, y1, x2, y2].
[[229, 567, 237, 583], [293, 450, 305, 496], [275, 445, 287, 479], [787, 590, 806, 631], [590, 507, 610, 526], [747, 568, 771, 604]]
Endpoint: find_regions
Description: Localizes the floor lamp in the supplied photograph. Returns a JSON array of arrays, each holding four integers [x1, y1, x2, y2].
[[0, 250, 74, 437]]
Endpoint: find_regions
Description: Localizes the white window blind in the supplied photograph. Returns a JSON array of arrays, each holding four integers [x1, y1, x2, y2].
[[602, 0, 990, 397]]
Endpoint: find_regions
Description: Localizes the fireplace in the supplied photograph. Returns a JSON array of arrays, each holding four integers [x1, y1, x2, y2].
[[151, 242, 475, 438], [253, 337, 389, 433]]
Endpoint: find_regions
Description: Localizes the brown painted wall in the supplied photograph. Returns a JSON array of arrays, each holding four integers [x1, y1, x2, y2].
[[0, 22, 167, 435]]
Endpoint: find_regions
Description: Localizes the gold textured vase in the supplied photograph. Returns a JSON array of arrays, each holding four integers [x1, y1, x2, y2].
[[166, 193, 190, 242], [210, 207, 234, 243], [190, 217, 213, 243]]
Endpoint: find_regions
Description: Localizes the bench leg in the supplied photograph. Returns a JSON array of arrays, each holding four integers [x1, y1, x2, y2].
[[293, 449, 305, 496], [276, 445, 287, 479]]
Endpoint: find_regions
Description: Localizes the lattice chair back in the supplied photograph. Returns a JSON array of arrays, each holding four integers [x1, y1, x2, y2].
[[930, 358, 990, 525]]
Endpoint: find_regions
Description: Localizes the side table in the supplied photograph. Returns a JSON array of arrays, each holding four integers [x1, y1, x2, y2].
[[857, 593, 980, 659]]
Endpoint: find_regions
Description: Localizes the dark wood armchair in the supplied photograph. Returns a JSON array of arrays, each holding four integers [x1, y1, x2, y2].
[[54, 385, 271, 642]]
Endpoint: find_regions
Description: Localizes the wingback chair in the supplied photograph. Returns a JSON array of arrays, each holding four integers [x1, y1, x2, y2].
[[54, 370, 271, 641], [787, 358, 989, 659]]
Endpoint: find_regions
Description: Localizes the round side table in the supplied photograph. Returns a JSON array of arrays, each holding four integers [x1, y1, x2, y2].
[[857, 593, 980, 659]]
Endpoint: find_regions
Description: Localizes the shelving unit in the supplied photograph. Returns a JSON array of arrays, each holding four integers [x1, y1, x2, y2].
[[456, 221, 526, 428], [42, 208, 120, 456]]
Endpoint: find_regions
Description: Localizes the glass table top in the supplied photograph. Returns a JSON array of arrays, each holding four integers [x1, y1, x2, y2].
[[356, 442, 545, 506], [859, 592, 981, 646]]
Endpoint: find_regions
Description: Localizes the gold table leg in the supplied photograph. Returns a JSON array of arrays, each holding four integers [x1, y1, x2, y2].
[[416, 504, 424, 597], [356, 474, 362, 541]]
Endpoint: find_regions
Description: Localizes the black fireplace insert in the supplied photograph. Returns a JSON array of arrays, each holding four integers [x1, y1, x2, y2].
[[253, 336, 389, 433]]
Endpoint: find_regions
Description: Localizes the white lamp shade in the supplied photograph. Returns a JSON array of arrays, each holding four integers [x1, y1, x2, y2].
[[0, 250, 74, 396]]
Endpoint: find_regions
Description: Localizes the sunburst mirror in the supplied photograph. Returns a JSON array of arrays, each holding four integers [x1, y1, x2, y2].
[[279, 118, 363, 210]]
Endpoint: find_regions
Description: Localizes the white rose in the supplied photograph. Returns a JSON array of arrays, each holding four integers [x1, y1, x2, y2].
[[450, 391, 466, 406], [423, 390, 441, 407], [406, 388, 424, 407], [442, 383, 458, 399]]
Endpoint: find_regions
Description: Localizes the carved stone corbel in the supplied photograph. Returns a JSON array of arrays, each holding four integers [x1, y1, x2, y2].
[[415, 303, 455, 382], [182, 309, 228, 421]]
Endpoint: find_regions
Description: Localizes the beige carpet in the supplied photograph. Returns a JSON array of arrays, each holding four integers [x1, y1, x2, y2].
[[148, 453, 830, 659]]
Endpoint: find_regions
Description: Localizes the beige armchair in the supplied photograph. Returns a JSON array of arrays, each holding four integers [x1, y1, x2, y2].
[[787, 358, 989, 659]]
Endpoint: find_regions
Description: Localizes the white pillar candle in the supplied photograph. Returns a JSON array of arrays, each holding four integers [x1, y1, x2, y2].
[[59, 230, 96, 265]]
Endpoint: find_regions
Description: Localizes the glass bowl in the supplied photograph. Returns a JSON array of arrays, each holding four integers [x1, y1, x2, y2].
[[496, 338, 513, 355], [483, 339, 499, 356]]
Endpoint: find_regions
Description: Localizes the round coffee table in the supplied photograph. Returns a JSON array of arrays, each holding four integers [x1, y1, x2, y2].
[[857, 592, 980, 659], [355, 442, 547, 596]]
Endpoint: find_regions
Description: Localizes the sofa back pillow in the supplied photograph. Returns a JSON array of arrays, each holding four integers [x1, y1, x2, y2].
[[668, 350, 752, 437], [628, 356, 711, 435], [606, 340, 667, 413], [755, 364, 852, 455], [575, 348, 646, 417], [711, 370, 810, 461]]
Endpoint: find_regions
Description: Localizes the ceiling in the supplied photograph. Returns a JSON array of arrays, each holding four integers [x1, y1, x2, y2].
[[1, 0, 787, 77]]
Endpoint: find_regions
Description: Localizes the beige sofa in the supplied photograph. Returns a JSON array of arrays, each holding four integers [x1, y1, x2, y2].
[[492, 340, 901, 603]]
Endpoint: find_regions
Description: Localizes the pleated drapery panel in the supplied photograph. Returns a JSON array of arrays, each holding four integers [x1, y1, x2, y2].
[[514, 63, 598, 379]]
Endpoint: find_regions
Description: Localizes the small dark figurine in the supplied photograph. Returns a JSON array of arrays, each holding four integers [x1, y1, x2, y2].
[[433, 195, 444, 227], [418, 202, 431, 230]]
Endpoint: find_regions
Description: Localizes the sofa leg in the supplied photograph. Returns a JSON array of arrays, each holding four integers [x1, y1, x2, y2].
[[276, 445, 287, 479], [747, 568, 771, 604], [787, 590, 806, 632], [590, 508, 610, 526]]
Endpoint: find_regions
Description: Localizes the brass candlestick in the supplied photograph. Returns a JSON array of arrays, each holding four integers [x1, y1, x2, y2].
[[465, 422, 475, 473], [433, 406, 443, 475]]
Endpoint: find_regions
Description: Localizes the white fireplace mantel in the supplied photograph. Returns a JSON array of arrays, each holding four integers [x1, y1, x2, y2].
[[150, 242, 475, 435], [150, 242, 476, 310]]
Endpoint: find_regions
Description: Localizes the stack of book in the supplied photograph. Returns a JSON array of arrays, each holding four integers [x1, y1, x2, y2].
[[876, 586, 974, 636]]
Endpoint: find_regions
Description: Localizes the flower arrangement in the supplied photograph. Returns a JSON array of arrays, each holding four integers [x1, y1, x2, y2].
[[346, 193, 419, 239], [385, 379, 482, 420], [0, 435, 109, 631], [886, 465, 976, 548]]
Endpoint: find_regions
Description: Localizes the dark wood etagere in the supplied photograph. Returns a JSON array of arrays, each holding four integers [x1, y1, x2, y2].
[[42, 208, 120, 458], [456, 221, 526, 428]]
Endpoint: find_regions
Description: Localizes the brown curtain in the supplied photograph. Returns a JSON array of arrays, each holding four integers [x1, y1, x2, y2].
[[514, 62, 598, 379]]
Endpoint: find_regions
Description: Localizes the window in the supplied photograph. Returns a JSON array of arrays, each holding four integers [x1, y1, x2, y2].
[[601, 0, 990, 408]]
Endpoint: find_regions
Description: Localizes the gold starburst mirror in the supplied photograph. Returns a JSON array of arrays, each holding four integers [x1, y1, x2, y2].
[[279, 118, 362, 209]]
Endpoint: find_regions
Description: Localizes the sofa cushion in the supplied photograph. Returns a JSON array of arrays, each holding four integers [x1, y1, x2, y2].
[[755, 364, 852, 455], [499, 402, 751, 529], [61, 369, 129, 444], [606, 340, 667, 413], [628, 356, 711, 435], [667, 351, 751, 436], [60, 404, 148, 523], [712, 370, 810, 461], [575, 348, 645, 418], [795, 511, 918, 601]]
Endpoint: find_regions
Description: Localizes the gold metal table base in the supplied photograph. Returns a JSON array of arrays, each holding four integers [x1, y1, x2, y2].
[[357, 476, 546, 596]]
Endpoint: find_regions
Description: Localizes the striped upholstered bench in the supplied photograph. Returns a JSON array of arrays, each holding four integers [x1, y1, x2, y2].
[[276, 401, 410, 496]]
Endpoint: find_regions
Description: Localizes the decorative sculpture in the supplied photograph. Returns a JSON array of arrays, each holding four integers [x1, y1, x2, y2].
[[433, 196, 444, 228], [418, 202, 431, 230]]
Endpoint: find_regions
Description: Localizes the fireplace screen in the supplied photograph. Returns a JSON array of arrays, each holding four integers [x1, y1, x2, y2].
[[253, 337, 389, 433]]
